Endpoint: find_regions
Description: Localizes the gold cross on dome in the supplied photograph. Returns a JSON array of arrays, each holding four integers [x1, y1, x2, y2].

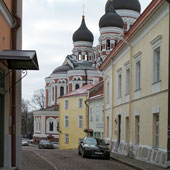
[[83, 4, 85, 16]]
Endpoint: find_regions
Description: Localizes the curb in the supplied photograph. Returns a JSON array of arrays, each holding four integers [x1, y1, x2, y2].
[[111, 156, 149, 170]]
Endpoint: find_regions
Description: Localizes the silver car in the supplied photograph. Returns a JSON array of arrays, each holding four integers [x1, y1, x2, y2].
[[38, 140, 54, 149]]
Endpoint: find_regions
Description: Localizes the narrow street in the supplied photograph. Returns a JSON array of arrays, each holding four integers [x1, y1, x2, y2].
[[22, 145, 135, 170]]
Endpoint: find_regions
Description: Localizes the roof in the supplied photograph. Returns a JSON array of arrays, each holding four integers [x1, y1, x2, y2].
[[100, 0, 164, 70], [52, 64, 72, 74], [73, 16, 94, 42], [105, 0, 141, 13], [99, 2, 124, 29], [0, 50, 39, 70], [61, 84, 94, 98], [88, 81, 104, 101]]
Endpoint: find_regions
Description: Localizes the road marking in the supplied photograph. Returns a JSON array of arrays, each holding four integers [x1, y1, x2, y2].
[[33, 151, 59, 170]]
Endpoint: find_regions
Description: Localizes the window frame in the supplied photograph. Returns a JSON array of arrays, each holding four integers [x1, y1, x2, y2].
[[78, 115, 83, 128], [78, 98, 83, 108], [64, 99, 69, 109], [65, 134, 69, 144], [64, 115, 69, 128]]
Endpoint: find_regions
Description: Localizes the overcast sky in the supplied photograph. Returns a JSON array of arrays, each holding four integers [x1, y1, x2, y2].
[[22, 0, 152, 101]]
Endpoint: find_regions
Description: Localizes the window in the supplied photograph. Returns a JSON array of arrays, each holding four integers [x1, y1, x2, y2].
[[153, 114, 159, 148], [60, 86, 64, 97], [106, 82, 110, 104], [96, 106, 99, 121], [64, 116, 69, 128], [49, 122, 53, 131], [0, 70, 4, 89], [102, 105, 104, 121], [75, 84, 80, 89], [118, 74, 122, 99], [153, 47, 160, 83], [64, 100, 69, 109], [65, 134, 69, 144], [126, 68, 130, 95], [78, 98, 83, 108], [52, 87, 55, 102], [90, 107, 93, 121], [135, 60, 140, 90], [78, 115, 83, 128], [106, 39, 110, 50], [135, 116, 140, 144], [125, 117, 129, 142]]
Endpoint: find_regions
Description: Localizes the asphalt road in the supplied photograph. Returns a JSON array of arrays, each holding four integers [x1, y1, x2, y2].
[[22, 145, 136, 170]]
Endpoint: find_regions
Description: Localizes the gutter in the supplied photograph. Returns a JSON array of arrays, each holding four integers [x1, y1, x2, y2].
[[11, 0, 21, 167], [167, 0, 170, 161]]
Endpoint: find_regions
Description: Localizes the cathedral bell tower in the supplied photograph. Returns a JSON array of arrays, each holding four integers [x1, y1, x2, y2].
[[72, 15, 94, 61]]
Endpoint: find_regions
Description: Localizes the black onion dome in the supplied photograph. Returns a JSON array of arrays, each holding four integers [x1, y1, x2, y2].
[[52, 64, 72, 74], [99, 3, 123, 28], [73, 16, 94, 42], [105, 0, 141, 13]]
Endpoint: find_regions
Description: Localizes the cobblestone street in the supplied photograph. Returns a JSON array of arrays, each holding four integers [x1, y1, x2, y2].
[[22, 145, 136, 170]]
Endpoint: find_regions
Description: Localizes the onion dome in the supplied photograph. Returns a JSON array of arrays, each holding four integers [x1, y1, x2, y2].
[[73, 16, 94, 42], [99, 2, 123, 28], [52, 64, 72, 74], [105, 0, 141, 14]]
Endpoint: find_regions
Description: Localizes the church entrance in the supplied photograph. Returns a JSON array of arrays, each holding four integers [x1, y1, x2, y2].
[[0, 94, 4, 167]]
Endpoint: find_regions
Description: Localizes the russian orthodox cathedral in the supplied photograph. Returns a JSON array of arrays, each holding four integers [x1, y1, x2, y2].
[[33, 0, 141, 143]]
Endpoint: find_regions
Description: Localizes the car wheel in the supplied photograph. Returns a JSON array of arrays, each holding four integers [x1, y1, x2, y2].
[[78, 149, 81, 155], [106, 156, 110, 160], [82, 149, 86, 158]]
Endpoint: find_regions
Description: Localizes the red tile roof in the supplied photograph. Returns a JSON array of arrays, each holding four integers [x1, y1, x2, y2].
[[61, 84, 94, 98]]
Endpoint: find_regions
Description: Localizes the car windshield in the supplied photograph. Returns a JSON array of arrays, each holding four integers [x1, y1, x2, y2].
[[96, 138, 107, 145], [85, 138, 97, 145], [43, 140, 51, 144]]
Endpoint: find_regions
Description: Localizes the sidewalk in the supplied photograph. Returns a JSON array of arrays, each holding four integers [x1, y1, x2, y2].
[[111, 152, 170, 170]]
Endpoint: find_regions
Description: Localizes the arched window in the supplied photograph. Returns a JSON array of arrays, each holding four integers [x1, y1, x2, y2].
[[106, 40, 110, 50], [78, 52, 81, 61], [115, 40, 118, 47], [75, 84, 80, 90], [49, 122, 53, 131], [60, 86, 64, 97]]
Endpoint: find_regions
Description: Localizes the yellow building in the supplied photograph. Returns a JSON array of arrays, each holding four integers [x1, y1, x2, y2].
[[100, 0, 170, 168], [59, 84, 93, 150]]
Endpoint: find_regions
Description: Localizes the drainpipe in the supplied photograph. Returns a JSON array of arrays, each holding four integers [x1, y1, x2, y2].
[[11, 0, 21, 167], [167, 0, 170, 161], [110, 59, 114, 151], [120, 36, 133, 158]]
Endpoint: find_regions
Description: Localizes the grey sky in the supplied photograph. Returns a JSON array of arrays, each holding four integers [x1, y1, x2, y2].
[[22, 0, 152, 101]]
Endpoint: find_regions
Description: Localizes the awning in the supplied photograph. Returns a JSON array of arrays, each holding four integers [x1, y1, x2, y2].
[[0, 50, 39, 70]]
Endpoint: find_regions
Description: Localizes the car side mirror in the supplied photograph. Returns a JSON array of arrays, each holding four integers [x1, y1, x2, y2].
[[106, 143, 109, 145], [80, 141, 84, 144]]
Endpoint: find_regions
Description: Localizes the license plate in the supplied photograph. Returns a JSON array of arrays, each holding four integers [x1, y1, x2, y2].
[[95, 152, 103, 155]]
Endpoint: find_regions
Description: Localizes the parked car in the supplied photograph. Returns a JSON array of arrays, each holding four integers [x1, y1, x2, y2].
[[78, 137, 110, 159], [52, 142, 59, 149], [38, 140, 54, 149], [22, 140, 29, 146]]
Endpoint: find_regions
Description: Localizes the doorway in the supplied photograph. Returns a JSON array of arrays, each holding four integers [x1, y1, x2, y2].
[[0, 94, 4, 167], [118, 115, 121, 147]]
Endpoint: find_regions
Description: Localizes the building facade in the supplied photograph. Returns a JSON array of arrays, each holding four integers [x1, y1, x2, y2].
[[0, 0, 39, 169], [0, 1, 22, 169], [59, 84, 93, 150], [33, 106, 59, 143], [33, 14, 103, 143], [87, 81, 104, 139], [100, 0, 170, 167]]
